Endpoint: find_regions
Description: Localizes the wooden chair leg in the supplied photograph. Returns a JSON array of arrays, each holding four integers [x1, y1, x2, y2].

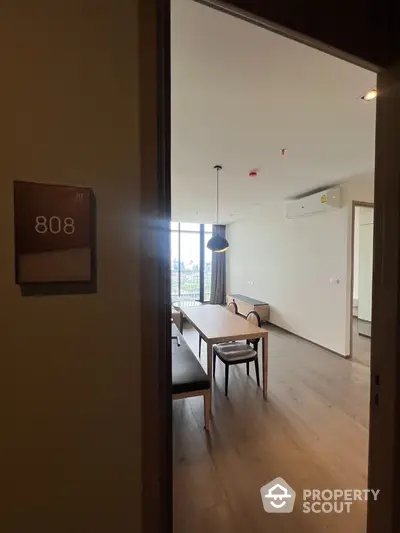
[[204, 390, 211, 431], [246, 362, 249, 375], [213, 350, 217, 378], [198, 335, 202, 358], [225, 364, 229, 396], [254, 357, 260, 387]]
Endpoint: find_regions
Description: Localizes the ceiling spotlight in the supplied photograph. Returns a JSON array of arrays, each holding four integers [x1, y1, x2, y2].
[[361, 89, 377, 101]]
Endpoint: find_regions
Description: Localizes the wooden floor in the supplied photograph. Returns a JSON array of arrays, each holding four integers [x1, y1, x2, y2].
[[173, 324, 370, 533]]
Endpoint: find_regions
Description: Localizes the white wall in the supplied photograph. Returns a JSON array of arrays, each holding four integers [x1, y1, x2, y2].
[[226, 174, 374, 355]]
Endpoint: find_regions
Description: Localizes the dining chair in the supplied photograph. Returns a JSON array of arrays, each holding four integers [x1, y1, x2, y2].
[[227, 301, 238, 314], [171, 319, 180, 346], [198, 301, 238, 358], [213, 310, 261, 396]]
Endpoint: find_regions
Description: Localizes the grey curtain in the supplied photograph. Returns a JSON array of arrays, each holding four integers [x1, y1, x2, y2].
[[210, 225, 227, 304]]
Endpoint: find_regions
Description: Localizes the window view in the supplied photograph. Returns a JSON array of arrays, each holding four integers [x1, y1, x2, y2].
[[204, 224, 212, 301], [171, 222, 213, 302]]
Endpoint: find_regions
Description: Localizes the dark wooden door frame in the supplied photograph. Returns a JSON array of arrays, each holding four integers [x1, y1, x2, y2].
[[367, 62, 400, 533], [141, 1, 400, 532], [139, 1, 172, 532], [195, 0, 387, 72]]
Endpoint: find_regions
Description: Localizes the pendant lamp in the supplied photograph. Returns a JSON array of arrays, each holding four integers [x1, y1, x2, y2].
[[207, 165, 230, 252]]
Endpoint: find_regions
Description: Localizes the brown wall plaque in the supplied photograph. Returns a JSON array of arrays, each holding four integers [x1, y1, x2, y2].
[[14, 181, 95, 286]]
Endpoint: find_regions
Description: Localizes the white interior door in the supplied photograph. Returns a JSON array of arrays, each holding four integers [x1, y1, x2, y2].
[[358, 208, 374, 322]]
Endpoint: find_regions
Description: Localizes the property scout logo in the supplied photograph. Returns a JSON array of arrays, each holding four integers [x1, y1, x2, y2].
[[260, 478, 380, 514], [260, 478, 296, 513]]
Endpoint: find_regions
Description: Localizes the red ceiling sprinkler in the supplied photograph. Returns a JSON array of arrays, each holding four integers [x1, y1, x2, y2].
[[249, 169, 258, 178], [281, 148, 287, 156]]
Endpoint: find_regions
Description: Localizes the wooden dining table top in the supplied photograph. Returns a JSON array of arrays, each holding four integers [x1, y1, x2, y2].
[[180, 304, 267, 343]]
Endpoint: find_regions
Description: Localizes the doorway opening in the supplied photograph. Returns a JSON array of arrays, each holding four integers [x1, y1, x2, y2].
[[351, 202, 374, 366], [171, 1, 376, 531]]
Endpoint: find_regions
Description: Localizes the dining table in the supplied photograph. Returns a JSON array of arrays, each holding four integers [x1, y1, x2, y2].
[[180, 304, 269, 403]]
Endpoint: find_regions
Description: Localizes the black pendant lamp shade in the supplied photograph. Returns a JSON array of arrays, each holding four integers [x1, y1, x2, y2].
[[207, 165, 230, 253], [207, 234, 230, 253]]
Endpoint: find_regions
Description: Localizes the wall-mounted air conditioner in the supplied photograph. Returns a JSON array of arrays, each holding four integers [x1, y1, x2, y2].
[[285, 187, 341, 219]]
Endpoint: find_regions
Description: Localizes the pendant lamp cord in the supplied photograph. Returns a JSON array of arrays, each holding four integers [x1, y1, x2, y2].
[[216, 166, 219, 224], [214, 164, 222, 226]]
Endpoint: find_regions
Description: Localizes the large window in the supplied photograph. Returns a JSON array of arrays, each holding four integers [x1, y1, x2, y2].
[[171, 222, 213, 302], [204, 224, 212, 301]]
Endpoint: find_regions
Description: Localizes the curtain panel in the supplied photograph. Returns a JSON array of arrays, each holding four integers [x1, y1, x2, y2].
[[210, 225, 227, 304]]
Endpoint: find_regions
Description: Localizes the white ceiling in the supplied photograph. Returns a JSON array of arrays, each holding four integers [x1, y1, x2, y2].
[[171, 0, 376, 224]]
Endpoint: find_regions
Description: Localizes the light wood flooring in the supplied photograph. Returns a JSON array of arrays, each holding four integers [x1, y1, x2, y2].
[[173, 324, 370, 533]]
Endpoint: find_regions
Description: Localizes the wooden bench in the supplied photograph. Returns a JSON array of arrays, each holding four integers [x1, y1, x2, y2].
[[172, 334, 211, 430]]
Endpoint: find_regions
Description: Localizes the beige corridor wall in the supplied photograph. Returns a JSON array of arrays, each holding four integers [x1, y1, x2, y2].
[[0, 2, 141, 531]]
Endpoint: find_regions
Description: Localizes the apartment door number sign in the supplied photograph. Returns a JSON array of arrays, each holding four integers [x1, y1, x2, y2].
[[14, 181, 95, 285]]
